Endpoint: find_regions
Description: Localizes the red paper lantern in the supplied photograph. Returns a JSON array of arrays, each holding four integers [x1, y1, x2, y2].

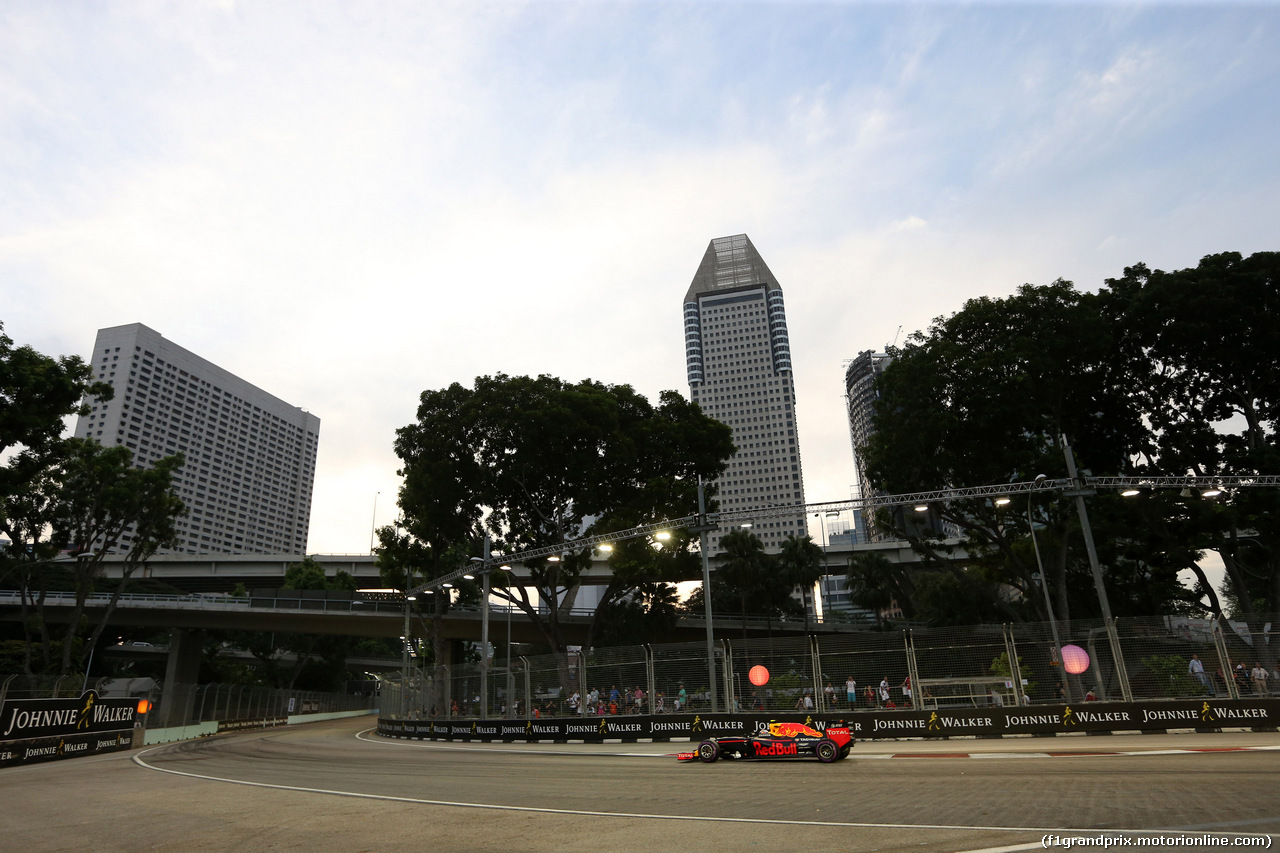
[[749, 665, 770, 686], [1061, 644, 1090, 675]]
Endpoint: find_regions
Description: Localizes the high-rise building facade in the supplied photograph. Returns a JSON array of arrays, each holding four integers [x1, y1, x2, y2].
[[683, 234, 806, 552], [844, 350, 891, 521], [845, 349, 950, 542], [74, 324, 319, 555]]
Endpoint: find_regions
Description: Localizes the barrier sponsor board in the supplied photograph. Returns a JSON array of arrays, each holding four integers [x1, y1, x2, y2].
[[217, 717, 287, 733], [852, 698, 1280, 737], [376, 713, 760, 742], [0, 730, 135, 768], [0, 690, 138, 767], [377, 698, 1280, 743]]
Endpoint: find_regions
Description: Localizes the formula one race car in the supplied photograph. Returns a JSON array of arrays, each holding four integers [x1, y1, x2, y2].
[[677, 720, 854, 764]]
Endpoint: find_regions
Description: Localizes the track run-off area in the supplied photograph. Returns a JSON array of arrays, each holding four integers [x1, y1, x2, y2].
[[3, 716, 1278, 852]]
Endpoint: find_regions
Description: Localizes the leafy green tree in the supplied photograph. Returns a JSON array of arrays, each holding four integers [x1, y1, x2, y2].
[[586, 529, 699, 647], [50, 440, 185, 675], [389, 374, 733, 669], [1, 328, 186, 677], [861, 280, 1152, 625], [374, 524, 478, 709], [860, 251, 1278, 644], [913, 571, 1012, 627], [592, 584, 682, 647], [0, 323, 111, 459], [2, 439, 185, 676], [1140, 654, 1202, 698], [1106, 252, 1279, 660], [234, 557, 361, 690], [1, 325, 112, 674]]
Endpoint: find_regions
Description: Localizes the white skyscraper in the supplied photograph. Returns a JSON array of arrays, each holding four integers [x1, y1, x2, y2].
[[844, 349, 891, 538], [683, 234, 807, 552], [74, 323, 319, 555]]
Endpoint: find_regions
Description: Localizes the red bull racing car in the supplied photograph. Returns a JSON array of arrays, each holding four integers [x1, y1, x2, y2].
[[677, 720, 854, 764]]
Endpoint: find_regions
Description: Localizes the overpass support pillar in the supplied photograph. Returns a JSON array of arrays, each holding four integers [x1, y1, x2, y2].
[[160, 629, 204, 727]]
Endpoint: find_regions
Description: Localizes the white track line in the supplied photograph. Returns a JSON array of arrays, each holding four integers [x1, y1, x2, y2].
[[354, 728, 675, 757], [357, 730, 1280, 761], [131, 737, 1276, 840]]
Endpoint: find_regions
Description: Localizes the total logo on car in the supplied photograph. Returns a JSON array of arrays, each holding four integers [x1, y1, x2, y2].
[[677, 720, 854, 764]]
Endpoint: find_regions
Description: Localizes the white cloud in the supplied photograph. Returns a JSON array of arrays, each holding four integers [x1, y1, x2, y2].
[[3, 2, 1278, 553]]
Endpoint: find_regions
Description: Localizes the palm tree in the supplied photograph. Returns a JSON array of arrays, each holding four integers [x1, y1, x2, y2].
[[846, 552, 915, 628], [717, 528, 767, 643], [778, 533, 824, 633]]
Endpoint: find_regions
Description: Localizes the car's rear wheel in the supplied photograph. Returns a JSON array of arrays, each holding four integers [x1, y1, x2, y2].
[[697, 740, 720, 763], [815, 739, 838, 763], [838, 744, 852, 760]]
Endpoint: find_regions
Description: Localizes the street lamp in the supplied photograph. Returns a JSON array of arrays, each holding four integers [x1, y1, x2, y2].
[[815, 510, 841, 547], [470, 539, 516, 721]]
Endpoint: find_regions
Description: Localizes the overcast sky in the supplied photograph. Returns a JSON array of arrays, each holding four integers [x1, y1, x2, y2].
[[3, 1, 1278, 556]]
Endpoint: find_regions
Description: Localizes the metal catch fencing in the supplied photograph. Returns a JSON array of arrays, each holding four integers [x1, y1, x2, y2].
[[141, 683, 376, 728], [381, 613, 1280, 720], [0, 674, 377, 729]]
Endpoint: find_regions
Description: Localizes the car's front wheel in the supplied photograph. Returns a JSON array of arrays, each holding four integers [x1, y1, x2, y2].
[[697, 740, 720, 763], [815, 739, 838, 763]]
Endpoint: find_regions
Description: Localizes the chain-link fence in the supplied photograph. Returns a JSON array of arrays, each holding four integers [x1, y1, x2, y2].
[[814, 631, 909, 712], [381, 612, 1280, 719], [0, 674, 91, 704], [0, 674, 376, 729], [652, 641, 723, 714]]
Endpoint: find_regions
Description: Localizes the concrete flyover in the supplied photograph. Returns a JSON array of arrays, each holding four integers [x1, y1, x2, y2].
[[95, 538, 953, 593], [2, 715, 1276, 852], [0, 589, 837, 644]]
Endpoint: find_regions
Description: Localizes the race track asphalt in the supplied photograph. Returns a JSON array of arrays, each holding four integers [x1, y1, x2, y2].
[[3, 716, 1278, 852]]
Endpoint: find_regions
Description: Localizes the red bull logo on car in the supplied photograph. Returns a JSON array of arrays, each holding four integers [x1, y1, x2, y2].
[[769, 722, 822, 739], [752, 740, 799, 757]]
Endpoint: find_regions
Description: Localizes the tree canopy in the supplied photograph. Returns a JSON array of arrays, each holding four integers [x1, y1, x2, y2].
[[857, 251, 1279, 639], [1, 326, 186, 676], [386, 374, 734, 657]]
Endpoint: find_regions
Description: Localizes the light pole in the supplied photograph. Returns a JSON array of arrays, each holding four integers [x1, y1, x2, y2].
[[506, 590, 514, 718], [467, 536, 493, 720], [694, 476, 719, 714], [1026, 477, 1067, 700], [401, 565, 413, 719], [1061, 435, 1115, 624], [469, 536, 514, 721], [1061, 435, 1133, 702]]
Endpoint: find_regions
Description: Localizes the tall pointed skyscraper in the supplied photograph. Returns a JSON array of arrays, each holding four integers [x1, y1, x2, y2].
[[683, 234, 807, 552]]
